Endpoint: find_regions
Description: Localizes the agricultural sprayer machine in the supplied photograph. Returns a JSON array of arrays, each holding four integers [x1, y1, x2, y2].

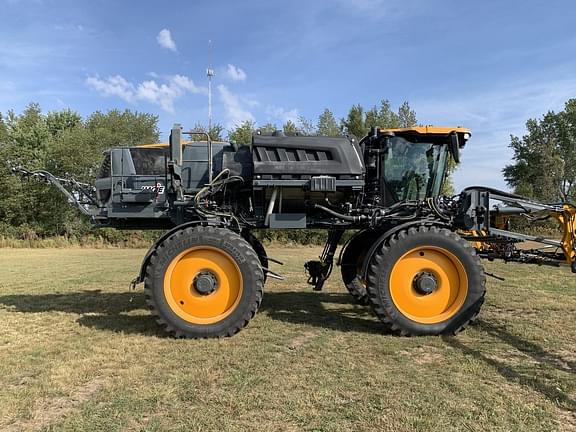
[[13, 125, 576, 338]]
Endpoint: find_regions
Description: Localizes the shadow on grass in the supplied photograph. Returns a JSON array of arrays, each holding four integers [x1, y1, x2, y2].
[[0, 290, 143, 314], [477, 320, 576, 374], [0, 289, 165, 336], [0, 290, 386, 336], [259, 291, 386, 335], [444, 320, 576, 413]]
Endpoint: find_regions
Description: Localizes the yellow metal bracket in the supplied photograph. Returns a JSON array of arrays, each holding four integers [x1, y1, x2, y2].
[[554, 205, 576, 266]]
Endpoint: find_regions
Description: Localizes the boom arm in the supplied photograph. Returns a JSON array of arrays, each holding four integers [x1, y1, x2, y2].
[[458, 187, 576, 270], [11, 166, 100, 218]]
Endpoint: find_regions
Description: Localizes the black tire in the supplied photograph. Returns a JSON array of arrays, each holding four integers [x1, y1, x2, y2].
[[144, 226, 264, 338], [340, 230, 377, 305], [366, 226, 485, 336], [242, 230, 269, 282]]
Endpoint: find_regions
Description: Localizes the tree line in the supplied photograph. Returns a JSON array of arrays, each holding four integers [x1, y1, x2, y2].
[[0, 104, 160, 240], [191, 100, 417, 145]]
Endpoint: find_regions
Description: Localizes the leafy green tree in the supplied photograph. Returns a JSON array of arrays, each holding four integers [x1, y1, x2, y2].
[[46, 109, 82, 137], [43, 109, 92, 180], [317, 109, 341, 137], [297, 116, 316, 136], [341, 104, 365, 138], [228, 120, 255, 146], [398, 101, 417, 127], [364, 106, 380, 131], [258, 122, 277, 134], [374, 100, 401, 129], [86, 109, 159, 150], [341, 100, 416, 138], [283, 120, 299, 135], [503, 100, 576, 202], [45, 126, 94, 181], [0, 112, 9, 143], [189, 122, 225, 142], [0, 104, 54, 234], [5, 103, 51, 168], [554, 99, 576, 200]]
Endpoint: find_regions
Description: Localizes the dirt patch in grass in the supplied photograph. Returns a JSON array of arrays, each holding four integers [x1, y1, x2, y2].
[[556, 410, 576, 432], [398, 346, 446, 365], [4, 377, 106, 432], [287, 331, 318, 350]]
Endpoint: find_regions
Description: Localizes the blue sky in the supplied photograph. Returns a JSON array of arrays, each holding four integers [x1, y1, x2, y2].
[[1, 0, 576, 191]]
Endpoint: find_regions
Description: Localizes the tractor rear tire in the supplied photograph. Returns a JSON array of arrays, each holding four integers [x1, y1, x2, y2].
[[340, 230, 377, 305], [144, 226, 264, 338], [366, 226, 485, 336]]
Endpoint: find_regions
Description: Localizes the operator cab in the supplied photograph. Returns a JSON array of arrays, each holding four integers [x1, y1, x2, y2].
[[370, 126, 471, 205]]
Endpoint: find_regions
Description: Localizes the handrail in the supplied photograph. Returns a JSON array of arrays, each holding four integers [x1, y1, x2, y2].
[[183, 131, 213, 183]]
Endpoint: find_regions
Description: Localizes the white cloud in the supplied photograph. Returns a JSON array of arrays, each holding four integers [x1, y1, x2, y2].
[[266, 105, 300, 124], [137, 80, 183, 112], [86, 74, 206, 113], [156, 29, 177, 52], [85, 75, 135, 102], [225, 64, 247, 82], [218, 84, 255, 128], [170, 74, 203, 93]]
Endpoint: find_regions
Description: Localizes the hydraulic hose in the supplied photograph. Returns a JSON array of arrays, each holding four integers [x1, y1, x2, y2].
[[313, 204, 367, 223]]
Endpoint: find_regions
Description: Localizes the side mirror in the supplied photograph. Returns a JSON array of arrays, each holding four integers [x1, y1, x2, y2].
[[448, 133, 460, 163]]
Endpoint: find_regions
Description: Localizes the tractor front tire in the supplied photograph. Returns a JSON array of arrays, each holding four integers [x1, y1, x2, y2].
[[144, 226, 264, 338], [366, 226, 485, 336]]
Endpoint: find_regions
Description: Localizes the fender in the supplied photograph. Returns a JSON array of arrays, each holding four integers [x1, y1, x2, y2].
[[337, 228, 382, 267], [134, 221, 208, 285], [359, 220, 449, 281]]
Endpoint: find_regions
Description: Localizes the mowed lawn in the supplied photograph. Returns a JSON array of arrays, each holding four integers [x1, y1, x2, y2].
[[0, 246, 574, 432]]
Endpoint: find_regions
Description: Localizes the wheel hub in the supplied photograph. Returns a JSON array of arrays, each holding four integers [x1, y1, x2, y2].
[[413, 271, 438, 295], [193, 271, 219, 295]]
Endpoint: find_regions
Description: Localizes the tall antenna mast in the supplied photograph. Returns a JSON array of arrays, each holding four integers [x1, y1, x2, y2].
[[206, 40, 215, 131]]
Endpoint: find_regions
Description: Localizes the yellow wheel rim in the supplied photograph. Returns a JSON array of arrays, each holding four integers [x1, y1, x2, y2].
[[389, 246, 468, 324], [163, 246, 243, 325]]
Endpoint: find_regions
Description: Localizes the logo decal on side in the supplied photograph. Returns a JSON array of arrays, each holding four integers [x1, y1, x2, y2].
[[141, 182, 165, 195]]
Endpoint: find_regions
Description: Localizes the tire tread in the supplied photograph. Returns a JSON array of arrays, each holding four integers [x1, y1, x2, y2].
[[144, 226, 264, 338], [366, 226, 486, 336]]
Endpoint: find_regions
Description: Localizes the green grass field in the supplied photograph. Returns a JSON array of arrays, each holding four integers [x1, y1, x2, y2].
[[0, 247, 574, 431]]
